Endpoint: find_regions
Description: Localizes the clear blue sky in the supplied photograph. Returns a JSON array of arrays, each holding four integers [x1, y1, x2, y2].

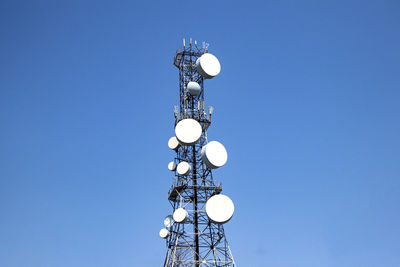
[[1, 0, 399, 266]]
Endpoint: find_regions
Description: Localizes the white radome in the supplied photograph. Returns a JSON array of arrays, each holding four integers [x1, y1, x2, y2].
[[205, 194, 234, 224], [168, 136, 180, 150], [187, 81, 201, 96], [164, 215, 175, 228], [195, 53, 221, 79], [201, 141, 228, 169], [168, 161, 176, 171], [175, 119, 202, 145], [177, 161, 191, 176], [159, 228, 170, 239], [173, 208, 188, 223]]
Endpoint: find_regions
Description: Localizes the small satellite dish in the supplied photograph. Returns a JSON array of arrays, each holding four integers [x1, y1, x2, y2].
[[164, 215, 175, 228], [195, 53, 221, 79], [175, 119, 202, 145], [187, 81, 201, 96], [159, 228, 170, 239], [173, 208, 188, 223], [168, 161, 176, 171], [177, 161, 191, 176], [205, 194, 234, 224], [201, 141, 228, 169], [168, 136, 180, 150]]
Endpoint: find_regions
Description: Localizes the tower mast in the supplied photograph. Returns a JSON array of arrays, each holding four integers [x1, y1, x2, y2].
[[161, 39, 236, 267]]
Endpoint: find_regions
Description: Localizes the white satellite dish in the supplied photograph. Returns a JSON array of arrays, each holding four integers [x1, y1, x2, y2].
[[187, 81, 201, 96], [201, 141, 228, 169], [205, 194, 234, 224], [173, 208, 188, 223], [168, 136, 180, 150], [159, 228, 170, 239], [177, 161, 191, 176], [195, 53, 221, 79], [175, 119, 202, 145], [168, 161, 176, 171], [164, 215, 175, 228]]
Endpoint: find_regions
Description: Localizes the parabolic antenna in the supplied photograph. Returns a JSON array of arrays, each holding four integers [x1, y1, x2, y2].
[[168, 161, 176, 171], [164, 215, 175, 228], [177, 161, 191, 176], [205, 194, 234, 224], [168, 136, 180, 150], [187, 81, 201, 96], [159, 228, 170, 239], [201, 141, 228, 169], [173, 208, 188, 223], [175, 119, 202, 145], [195, 53, 221, 79]]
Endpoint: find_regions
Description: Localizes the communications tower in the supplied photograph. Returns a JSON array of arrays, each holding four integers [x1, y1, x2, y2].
[[159, 39, 236, 267]]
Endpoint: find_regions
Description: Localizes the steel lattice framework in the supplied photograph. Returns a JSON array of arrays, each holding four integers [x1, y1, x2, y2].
[[163, 40, 236, 267]]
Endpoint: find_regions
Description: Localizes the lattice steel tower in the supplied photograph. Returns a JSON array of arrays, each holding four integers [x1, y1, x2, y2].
[[160, 39, 236, 267]]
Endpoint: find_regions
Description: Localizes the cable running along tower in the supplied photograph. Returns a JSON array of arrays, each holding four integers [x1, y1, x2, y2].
[[160, 39, 236, 267]]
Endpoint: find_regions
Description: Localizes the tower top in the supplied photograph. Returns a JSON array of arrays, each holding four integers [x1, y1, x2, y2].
[[173, 38, 209, 68]]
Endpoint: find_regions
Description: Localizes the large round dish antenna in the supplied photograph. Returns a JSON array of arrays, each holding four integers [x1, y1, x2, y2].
[[205, 194, 234, 224], [164, 215, 175, 228], [168, 161, 176, 171], [187, 81, 201, 96], [201, 141, 228, 169], [168, 136, 180, 150], [175, 119, 202, 145], [177, 161, 191, 176], [195, 53, 221, 79], [173, 208, 188, 223], [159, 228, 170, 239]]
